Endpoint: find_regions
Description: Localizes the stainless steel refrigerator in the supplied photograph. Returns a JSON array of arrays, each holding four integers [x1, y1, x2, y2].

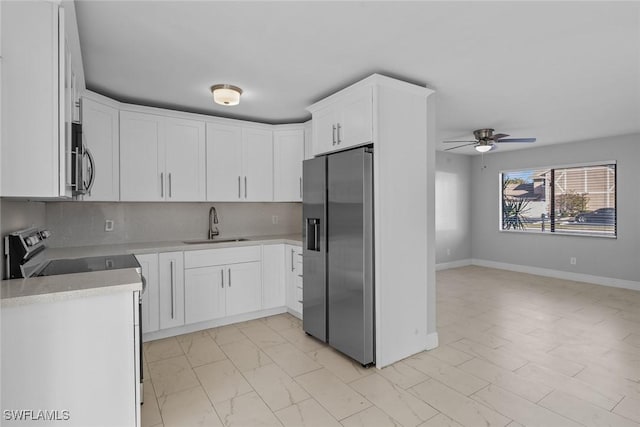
[[303, 146, 374, 365]]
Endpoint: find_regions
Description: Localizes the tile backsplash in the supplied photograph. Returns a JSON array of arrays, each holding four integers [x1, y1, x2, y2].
[[45, 202, 302, 248]]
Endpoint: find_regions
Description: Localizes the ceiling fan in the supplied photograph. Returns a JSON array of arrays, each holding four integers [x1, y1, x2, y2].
[[443, 128, 536, 152]]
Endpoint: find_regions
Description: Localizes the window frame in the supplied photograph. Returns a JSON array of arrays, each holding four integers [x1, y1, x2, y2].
[[498, 160, 617, 239]]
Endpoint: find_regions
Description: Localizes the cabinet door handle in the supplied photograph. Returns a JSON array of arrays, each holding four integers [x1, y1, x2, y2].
[[238, 176, 241, 199], [291, 248, 295, 271], [299, 177, 302, 198], [168, 173, 172, 198], [160, 172, 164, 198], [332, 124, 336, 145], [220, 269, 224, 288], [170, 260, 175, 319], [337, 123, 342, 144], [228, 268, 232, 287], [244, 176, 247, 199]]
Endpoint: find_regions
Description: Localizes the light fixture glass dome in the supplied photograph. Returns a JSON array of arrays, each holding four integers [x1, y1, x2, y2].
[[210, 84, 243, 106], [475, 144, 492, 153]]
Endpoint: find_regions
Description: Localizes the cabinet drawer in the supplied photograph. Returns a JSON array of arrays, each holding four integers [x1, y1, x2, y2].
[[184, 246, 261, 269]]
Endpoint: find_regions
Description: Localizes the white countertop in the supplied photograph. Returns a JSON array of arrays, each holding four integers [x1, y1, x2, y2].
[[1, 234, 302, 307], [1, 268, 142, 307]]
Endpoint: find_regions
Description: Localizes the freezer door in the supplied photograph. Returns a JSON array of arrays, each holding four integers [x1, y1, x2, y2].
[[328, 147, 374, 365], [302, 156, 327, 342]]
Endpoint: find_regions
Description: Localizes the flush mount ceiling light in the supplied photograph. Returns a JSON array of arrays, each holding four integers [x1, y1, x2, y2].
[[210, 84, 243, 106], [475, 143, 493, 153]]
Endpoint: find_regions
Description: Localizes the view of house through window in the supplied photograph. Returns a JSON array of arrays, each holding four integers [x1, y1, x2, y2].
[[501, 163, 616, 237]]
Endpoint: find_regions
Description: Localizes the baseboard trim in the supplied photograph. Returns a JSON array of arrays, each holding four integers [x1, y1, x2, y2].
[[471, 258, 640, 292], [436, 259, 473, 271]]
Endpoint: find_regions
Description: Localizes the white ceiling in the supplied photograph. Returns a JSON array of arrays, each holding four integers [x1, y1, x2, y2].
[[75, 1, 640, 154]]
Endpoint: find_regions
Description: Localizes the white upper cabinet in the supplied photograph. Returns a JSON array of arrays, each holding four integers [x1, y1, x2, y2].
[[120, 111, 205, 202], [308, 86, 373, 156], [81, 95, 120, 201], [274, 129, 304, 202], [164, 117, 206, 201], [1, 1, 81, 198], [206, 123, 243, 201], [207, 123, 273, 202], [303, 121, 313, 160]]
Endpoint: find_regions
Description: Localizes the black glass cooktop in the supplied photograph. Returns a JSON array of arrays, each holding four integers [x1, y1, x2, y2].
[[35, 254, 140, 277]]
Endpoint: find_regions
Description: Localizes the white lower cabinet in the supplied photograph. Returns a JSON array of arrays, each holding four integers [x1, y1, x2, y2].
[[135, 253, 160, 334], [262, 244, 286, 309], [184, 246, 262, 325], [158, 251, 185, 329], [285, 244, 303, 315]]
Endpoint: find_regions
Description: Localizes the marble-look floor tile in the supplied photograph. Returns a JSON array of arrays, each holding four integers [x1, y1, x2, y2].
[[405, 353, 488, 396], [574, 363, 640, 401], [458, 358, 553, 403], [144, 337, 184, 363], [350, 373, 438, 427], [243, 363, 310, 411], [498, 342, 585, 377], [214, 391, 283, 427], [409, 379, 510, 427], [340, 406, 403, 427], [148, 355, 200, 398], [295, 368, 371, 420], [178, 332, 227, 367], [207, 324, 247, 346], [194, 359, 253, 403], [515, 362, 622, 410], [263, 313, 302, 332], [426, 345, 474, 367], [141, 379, 162, 427], [471, 384, 582, 427], [157, 386, 223, 427], [275, 398, 342, 427], [220, 338, 274, 372], [278, 326, 326, 353], [449, 339, 528, 372], [263, 342, 321, 377], [538, 390, 638, 427], [306, 347, 373, 383], [417, 413, 463, 427], [241, 323, 288, 349], [378, 361, 430, 390], [613, 396, 640, 423]]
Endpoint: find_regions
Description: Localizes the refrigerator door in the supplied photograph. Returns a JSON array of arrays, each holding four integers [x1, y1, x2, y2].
[[328, 147, 374, 365], [302, 156, 327, 342]]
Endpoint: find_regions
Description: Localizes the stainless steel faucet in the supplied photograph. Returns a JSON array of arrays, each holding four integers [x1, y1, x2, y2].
[[208, 206, 220, 239]]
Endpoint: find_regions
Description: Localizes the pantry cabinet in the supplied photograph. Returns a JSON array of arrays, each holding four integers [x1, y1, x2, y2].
[[120, 111, 205, 202], [309, 86, 373, 156], [206, 123, 273, 202], [158, 252, 185, 330], [273, 128, 304, 201]]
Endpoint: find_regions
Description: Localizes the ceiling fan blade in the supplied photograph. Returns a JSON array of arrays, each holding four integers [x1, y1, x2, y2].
[[443, 140, 477, 143], [495, 138, 537, 143], [492, 133, 509, 140], [444, 142, 477, 151]]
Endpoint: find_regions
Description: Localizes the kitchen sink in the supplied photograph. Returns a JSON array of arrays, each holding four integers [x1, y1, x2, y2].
[[182, 238, 249, 244]]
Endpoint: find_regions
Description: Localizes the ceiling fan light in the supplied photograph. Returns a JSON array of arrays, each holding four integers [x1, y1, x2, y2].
[[475, 144, 492, 153], [211, 84, 242, 106]]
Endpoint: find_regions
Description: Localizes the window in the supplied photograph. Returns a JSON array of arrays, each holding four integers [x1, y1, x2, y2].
[[500, 162, 616, 237]]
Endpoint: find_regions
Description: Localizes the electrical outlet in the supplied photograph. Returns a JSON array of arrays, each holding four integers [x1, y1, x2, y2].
[[105, 220, 114, 232], [570, 257, 577, 265], [272, 215, 279, 225]]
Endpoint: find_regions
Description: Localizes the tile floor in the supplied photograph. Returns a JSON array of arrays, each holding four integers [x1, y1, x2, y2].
[[142, 265, 640, 426]]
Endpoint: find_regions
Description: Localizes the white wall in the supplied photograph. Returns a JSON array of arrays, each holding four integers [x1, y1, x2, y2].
[[45, 202, 301, 247], [470, 133, 640, 283], [435, 151, 472, 265]]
